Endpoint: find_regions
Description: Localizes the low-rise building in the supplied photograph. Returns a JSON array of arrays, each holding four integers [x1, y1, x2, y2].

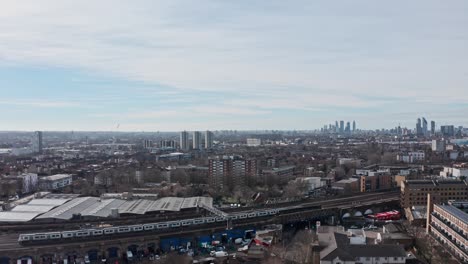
[[332, 178, 360, 193], [317, 226, 407, 264], [262, 166, 295, 185], [39, 174, 73, 190], [246, 138, 262, 147], [396, 151, 425, 163], [440, 163, 468, 179], [355, 170, 393, 192], [338, 158, 362, 167], [294, 177, 325, 194]]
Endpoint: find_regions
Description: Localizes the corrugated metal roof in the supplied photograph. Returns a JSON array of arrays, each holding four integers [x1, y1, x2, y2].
[[147, 197, 184, 212], [36, 197, 100, 220], [12, 204, 56, 213], [181, 197, 198, 209], [0, 212, 40, 222], [81, 198, 126, 218], [28, 199, 70, 206], [119, 199, 157, 214]]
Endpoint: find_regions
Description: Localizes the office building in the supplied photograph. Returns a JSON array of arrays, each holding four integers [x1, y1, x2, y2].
[[192, 131, 202, 149], [422, 117, 428, 136], [208, 155, 257, 190], [426, 198, 467, 263], [441, 125, 455, 137], [400, 179, 468, 208], [335, 121, 339, 133], [345, 122, 351, 133], [179, 131, 189, 151], [352, 120, 356, 132], [416, 118, 422, 136], [396, 151, 425, 163], [431, 139, 446, 153], [339, 120, 345, 134], [205, 130, 213, 149], [262, 166, 295, 185], [430, 120, 436, 135], [357, 173, 393, 192], [246, 138, 262, 147], [39, 174, 73, 190], [32, 131, 43, 154]]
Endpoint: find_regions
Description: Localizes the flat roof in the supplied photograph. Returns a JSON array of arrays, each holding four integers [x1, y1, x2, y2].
[[438, 204, 468, 225], [40, 174, 72, 181]]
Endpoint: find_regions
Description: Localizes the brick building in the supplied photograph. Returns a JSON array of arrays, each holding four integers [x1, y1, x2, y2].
[[400, 179, 468, 208]]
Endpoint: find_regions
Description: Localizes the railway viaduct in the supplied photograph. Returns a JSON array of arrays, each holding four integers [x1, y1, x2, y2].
[[0, 195, 399, 263]]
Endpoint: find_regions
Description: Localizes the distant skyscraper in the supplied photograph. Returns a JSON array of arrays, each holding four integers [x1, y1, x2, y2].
[[339, 121, 345, 134], [352, 120, 356, 132], [180, 131, 189, 151], [33, 131, 43, 154], [422, 117, 428, 136], [416, 118, 422, 136], [441, 125, 455, 137], [205, 130, 213, 149], [192, 131, 202, 149], [345, 122, 351, 133], [143, 139, 153, 149], [430, 121, 436, 135]]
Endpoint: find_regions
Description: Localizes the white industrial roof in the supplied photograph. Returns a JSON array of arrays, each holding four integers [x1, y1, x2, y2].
[[12, 204, 56, 213], [81, 198, 126, 218], [28, 199, 70, 206], [36, 197, 100, 220], [0, 212, 41, 222], [119, 199, 156, 214], [40, 174, 72, 181]]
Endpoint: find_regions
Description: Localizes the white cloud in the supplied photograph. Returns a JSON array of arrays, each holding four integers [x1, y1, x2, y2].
[[0, 1, 467, 130], [0, 99, 83, 108]]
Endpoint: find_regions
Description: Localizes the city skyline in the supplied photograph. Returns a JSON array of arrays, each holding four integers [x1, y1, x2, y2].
[[1, 1, 468, 131]]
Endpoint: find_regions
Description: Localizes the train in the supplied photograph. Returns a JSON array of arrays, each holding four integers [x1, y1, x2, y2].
[[18, 209, 280, 244]]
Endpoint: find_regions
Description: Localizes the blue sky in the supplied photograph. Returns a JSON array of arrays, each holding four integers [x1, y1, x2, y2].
[[0, 0, 467, 131]]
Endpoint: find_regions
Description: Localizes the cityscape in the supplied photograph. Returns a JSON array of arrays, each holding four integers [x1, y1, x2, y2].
[[1, 1, 468, 264]]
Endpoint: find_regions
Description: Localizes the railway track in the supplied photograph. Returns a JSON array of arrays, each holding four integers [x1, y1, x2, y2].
[[0, 191, 399, 233]]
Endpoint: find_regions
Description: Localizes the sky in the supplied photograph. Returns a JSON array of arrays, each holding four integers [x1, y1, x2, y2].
[[0, 0, 467, 131]]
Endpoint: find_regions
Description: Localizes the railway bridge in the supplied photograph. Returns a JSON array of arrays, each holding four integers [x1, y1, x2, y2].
[[0, 192, 399, 263]]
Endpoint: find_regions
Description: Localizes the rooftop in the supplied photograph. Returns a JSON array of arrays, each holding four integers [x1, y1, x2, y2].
[[40, 174, 72, 181], [437, 203, 468, 225]]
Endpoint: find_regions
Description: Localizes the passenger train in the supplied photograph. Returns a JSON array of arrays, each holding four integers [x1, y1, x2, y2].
[[18, 209, 280, 244]]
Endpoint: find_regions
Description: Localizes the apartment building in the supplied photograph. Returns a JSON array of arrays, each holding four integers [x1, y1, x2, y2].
[[208, 155, 257, 190], [427, 198, 467, 263]]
